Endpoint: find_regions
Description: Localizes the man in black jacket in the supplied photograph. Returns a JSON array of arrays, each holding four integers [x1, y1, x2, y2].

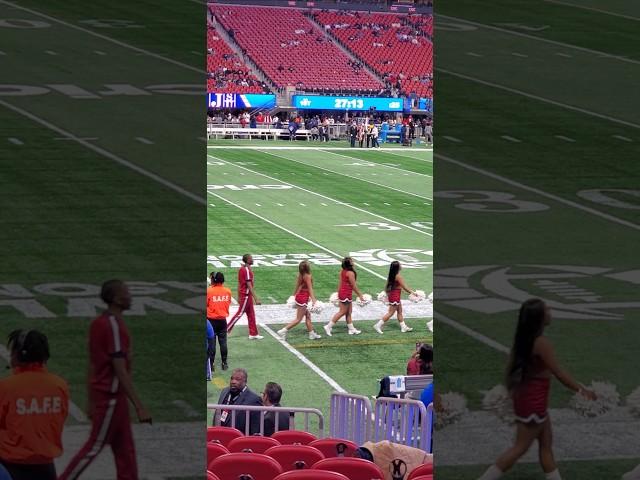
[[214, 369, 261, 434], [262, 382, 291, 436]]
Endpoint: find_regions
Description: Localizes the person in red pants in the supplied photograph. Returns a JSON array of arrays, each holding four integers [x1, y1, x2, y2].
[[227, 254, 263, 339], [59, 280, 151, 480]]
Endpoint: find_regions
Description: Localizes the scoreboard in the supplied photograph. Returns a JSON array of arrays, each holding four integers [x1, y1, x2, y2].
[[292, 95, 403, 112]]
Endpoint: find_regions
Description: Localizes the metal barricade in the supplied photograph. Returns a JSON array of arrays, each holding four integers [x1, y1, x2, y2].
[[373, 397, 432, 453], [207, 403, 324, 437], [329, 392, 372, 445]]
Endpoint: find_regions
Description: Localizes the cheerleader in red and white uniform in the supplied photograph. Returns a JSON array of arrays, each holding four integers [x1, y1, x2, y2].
[[277, 261, 321, 340], [478, 299, 596, 480], [374, 261, 414, 334], [324, 257, 364, 337]]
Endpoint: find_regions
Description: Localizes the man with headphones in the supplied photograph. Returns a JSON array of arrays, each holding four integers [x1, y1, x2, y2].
[[207, 272, 233, 372], [59, 279, 151, 480], [0, 329, 69, 480]]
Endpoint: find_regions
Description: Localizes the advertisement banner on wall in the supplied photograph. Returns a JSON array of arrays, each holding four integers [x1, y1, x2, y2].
[[207, 93, 276, 110]]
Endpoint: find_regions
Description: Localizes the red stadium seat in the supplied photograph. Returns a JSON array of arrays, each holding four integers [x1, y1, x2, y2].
[[207, 426, 243, 447], [309, 438, 358, 458], [312, 458, 385, 480], [208, 453, 283, 480], [274, 471, 349, 480], [265, 445, 325, 471], [410, 476, 433, 480], [207, 471, 220, 480], [407, 463, 434, 479], [229, 435, 281, 454], [271, 430, 317, 445], [207, 442, 230, 467]]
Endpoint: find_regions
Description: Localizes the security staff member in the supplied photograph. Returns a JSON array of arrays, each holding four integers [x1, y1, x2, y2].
[[0, 329, 69, 480], [207, 272, 233, 371]]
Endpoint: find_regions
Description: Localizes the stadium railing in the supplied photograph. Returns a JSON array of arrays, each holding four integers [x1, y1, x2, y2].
[[207, 403, 325, 437], [329, 392, 372, 446], [373, 397, 432, 453], [206, 125, 312, 141]]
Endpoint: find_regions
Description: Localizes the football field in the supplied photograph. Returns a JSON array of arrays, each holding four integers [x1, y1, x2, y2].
[[206, 144, 434, 428], [0, 1, 204, 478], [435, 1, 640, 478]]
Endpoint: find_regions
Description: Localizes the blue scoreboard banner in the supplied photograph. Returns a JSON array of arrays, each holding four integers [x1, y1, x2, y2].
[[419, 98, 433, 113], [207, 93, 276, 110], [292, 95, 403, 112]]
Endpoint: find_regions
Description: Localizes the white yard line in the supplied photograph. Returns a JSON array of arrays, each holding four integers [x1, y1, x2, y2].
[[438, 13, 640, 66], [541, 0, 640, 22], [443, 135, 463, 143], [262, 324, 346, 393], [0, 0, 202, 74], [438, 69, 640, 131], [321, 150, 432, 178], [260, 150, 431, 201], [0, 100, 205, 205], [208, 154, 432, 236], [0, 344, 88, 422], [436, 152, 640, 232], [206, 190, 393, 283], [8, 137, 23, 145], [434, 313, 509, 354], [501, 135, 521, 143]]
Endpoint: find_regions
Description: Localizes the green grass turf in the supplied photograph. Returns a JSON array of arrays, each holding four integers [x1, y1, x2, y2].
[[207, 319, 433, 431], [0, 105, 203, 424], [437, 458, 640, 480], [206, 145, 433, 437], [207, 139, 433, 148]]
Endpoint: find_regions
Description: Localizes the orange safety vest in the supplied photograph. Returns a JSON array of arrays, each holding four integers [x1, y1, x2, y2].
[[0, 364, 69, 463], [207, 284, 233, 319]]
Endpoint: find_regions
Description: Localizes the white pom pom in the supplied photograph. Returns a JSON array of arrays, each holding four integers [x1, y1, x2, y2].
[[570, 381, 620, 417], [626, 386, 640, 418], [329, 292, 340, 307], [357, 293, 372, 307], [309, 300, 324, 314], [207, 276, 211, 285], [286, 296, 296, 308], [409, 290, 426, 303], [427, 292, 433, 304], [435, 392, 468, 429], [377, 291, 388, 302], [481, 385, 514, 424], [427, 319, 433, 332]]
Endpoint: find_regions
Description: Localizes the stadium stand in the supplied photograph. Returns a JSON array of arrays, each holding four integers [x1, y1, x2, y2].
[[206, 441, 230, 467], [208, 452, 284, 480], [264, 445, 325, 471], [207, 425, 244, 446], [308, 438, 359, 458], [273, 471, 350, 480], [207, 28, 270, 93], [209, 4, 384, 94], [312, 457, 386, 480], [312, 10, 433, 97], [228, 435, 281, 454], [271, 430, 318, 445]]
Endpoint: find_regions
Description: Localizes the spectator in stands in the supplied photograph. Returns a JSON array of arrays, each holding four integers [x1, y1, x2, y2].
[[249, 116, 257, 129], [262, 382, 290, 436], [407, 343, 433, 375], [214, 368, 261, 435], [354, 441, 432, 480]]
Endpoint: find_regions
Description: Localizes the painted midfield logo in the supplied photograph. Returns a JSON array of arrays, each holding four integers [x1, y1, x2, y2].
[[436, 265, 640, 320]]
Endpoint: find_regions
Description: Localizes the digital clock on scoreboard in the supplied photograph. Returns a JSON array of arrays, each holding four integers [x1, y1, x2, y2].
[[292, 95, 403, 112]]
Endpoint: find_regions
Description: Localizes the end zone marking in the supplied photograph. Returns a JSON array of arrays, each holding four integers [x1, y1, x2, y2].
[[0, 344, 88, 422], [262, 324, 346, 393]]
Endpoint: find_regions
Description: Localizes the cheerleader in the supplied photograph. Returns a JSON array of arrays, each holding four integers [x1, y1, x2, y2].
[[324, 257, 365, 336], [478, 299, 596, 480], [277, 261, 322, 340], [374, 261, 414, 334]]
